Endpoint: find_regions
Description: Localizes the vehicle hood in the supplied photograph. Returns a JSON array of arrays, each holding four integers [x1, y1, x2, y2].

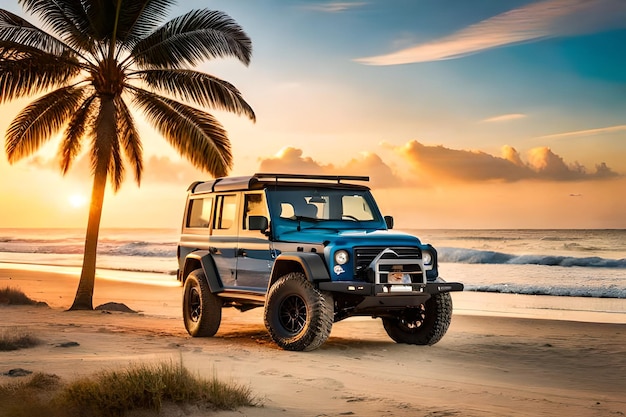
[[276, 228, 424, 247]]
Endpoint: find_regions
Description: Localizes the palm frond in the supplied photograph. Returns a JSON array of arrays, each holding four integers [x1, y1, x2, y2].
[[26, 0, 118, 49], [131, 87, 232, 177], [137, 69, 255, 121], [116, 0, 175, 51], [131, 9, 252, 69], [5, 86, 85, 163], [60, 95, 97, 174], [0, 42, 82, 103], [0, 9, 71, 56], [116, 96, 143, 185], [18, 0, 95, 53]]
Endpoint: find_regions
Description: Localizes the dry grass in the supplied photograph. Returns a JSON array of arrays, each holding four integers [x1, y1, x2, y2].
[[0, 373, 64, 417], [0, 286, 45, 306], [0, 361, 255, 417], [0, 327, 42, 351]]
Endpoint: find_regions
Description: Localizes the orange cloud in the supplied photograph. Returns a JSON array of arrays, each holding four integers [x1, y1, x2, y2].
[[257, 142, 618, 187], [26, 154, 206, 186], [396, 140, 618, 182], [501, 145, 525, 167], [344, 152, 406, 188], [258, 147, 335, 174], [397, 141, 529, 182], [141, 156, 207, 184], [258, 147, 403, 188], [26, 142, 619, 189]]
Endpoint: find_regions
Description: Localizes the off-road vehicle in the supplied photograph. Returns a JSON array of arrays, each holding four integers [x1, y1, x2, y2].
[[177, 173, 463, 351]]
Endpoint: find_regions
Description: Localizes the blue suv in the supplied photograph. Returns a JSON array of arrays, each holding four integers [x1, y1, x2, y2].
[[177, 173, 463, 351]]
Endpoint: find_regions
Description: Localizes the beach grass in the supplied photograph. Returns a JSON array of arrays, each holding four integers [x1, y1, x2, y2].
[[0, 286, 41, 305], [0, 373, 63, 417], [0, 360, 255, 417], [0, 327, 42, 351]]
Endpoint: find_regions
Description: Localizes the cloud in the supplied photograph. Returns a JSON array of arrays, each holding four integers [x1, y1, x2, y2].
[[397, 141, 530, 182], [302, 2, 367, 13], [395, 140, 619, 182], [344, 152, 406, 188], [257, 147, 403, 188], [536, 124, 626, 140], [26, 154, 206, 185], [257, 142, 618, 187], [258, 147, 335, 174], [28, 141, 619, 191], [141, 156, 207, 184], [481, 113, 527, 123], [356, 0, 626, 65]]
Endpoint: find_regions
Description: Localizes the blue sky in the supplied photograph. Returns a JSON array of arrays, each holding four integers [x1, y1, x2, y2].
[[1, 0, 625, 228], [180, 0, 626, 169]]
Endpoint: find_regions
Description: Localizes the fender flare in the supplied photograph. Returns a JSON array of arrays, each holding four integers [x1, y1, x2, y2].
[[268, 252, 330, 289], [182, 251, 223, 293]]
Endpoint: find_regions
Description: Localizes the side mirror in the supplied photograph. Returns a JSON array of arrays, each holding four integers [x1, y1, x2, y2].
[[384, 215, 394, 229], [248, 215, 269, 232]]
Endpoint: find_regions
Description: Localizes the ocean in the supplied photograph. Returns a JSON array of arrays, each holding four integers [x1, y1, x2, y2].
[[0, 228, 624, 300]]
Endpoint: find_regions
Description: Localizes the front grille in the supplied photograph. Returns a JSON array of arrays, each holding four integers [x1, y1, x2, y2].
[[354, 247, 421, 280]]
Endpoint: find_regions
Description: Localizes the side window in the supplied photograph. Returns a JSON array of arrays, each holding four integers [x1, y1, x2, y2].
[[186, 197, 213, 228], [243, 193, 268, 230], [214, 194, 237, 230]]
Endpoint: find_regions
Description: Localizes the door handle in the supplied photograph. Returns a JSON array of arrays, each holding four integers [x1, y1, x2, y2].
[[237, 248, 247, 257]]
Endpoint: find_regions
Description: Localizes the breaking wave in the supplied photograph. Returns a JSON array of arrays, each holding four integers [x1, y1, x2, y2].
[[439, 247, 626, 268]]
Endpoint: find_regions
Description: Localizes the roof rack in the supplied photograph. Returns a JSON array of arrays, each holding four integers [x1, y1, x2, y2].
[[253, 173, 369, 184], [190, 173, 370, 194]]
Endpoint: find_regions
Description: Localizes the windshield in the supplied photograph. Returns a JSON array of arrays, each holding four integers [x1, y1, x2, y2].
[[267, 188, 382, 224]]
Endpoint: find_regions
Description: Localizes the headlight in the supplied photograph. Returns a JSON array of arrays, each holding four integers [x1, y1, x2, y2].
[[422, 251, 433, 265], [334, 250, 349, 265]]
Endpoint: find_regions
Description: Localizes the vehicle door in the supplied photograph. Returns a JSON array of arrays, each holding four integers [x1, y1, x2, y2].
[[209, 193, 239, 287], [235, 191, 274, 288]]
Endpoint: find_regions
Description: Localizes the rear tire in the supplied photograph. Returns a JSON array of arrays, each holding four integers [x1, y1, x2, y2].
[[183, 269, 222, 337], [382, 292, 452, 345], [264, 272, 334, 351]]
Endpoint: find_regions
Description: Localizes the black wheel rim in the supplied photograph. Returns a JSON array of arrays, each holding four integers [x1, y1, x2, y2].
[[398, 304, 426, 330], [188, 287, 201, 323], [278, 294, 307, 334]]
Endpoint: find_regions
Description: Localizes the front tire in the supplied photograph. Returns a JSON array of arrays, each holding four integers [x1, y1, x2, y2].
[[382, 292, 453, 345], [264, 272, 334, 351], [183, 269, 222, 337]]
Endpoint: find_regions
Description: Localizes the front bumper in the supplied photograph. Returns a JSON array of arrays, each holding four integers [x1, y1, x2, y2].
[[318, 280, 463, 317], [318, 280, 464, 297]]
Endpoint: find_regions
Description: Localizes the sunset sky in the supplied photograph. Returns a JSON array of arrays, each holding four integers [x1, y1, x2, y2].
[[1, 0, 625, 229]]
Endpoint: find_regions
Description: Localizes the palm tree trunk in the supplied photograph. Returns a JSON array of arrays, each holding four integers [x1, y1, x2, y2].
[[69, 97, 115, 310], [68, 163, 108, 310]]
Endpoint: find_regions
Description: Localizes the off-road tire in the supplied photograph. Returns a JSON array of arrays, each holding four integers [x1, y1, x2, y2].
[[183, 269, 222, 337], [382, 292, 452, 345], [264, 272, 334, 351]]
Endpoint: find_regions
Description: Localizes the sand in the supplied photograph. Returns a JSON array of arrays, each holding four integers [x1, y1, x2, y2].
[[1, 267, 625, 417]]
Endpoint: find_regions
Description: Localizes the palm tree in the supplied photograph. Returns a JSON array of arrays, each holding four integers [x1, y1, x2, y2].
[[0, 0, 255, 310]]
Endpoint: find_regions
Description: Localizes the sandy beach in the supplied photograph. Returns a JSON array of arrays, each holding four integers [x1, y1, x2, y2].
[[1, 267, 625, 417]]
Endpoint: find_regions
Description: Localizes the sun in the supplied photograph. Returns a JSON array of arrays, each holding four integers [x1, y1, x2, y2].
[[68, 194, 88, 208]]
